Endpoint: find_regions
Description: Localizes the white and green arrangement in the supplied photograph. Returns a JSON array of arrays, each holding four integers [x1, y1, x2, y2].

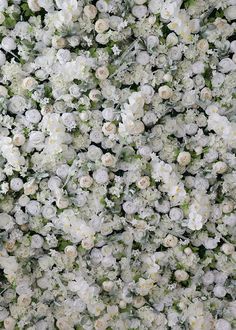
[[0, 0, 235, 329]]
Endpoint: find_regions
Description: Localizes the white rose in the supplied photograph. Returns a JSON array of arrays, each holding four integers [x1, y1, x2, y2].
[[224, 6, 236, 21], [28, 0, 41, 11], [0, 213, 14, 230]]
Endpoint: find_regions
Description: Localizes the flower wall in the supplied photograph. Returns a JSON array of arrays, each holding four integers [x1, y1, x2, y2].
[[0, 0, 235, 329]]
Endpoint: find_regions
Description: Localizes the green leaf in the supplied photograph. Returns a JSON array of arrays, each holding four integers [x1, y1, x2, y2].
[[89, 47, 97, 57], [21, 2, 34, 18], [180, 202, 189, 214], [182, 0, 196, 8], [44, 85, 52, 98], [77, 105, 87, 112], [3, 16, 16, 29], [108, 64, 116, 75], [57, 238, 71, 252], [75, 326, 83, 330], [23, 127, 30, 137], [203, 67, 212, 89], [100, 197, 106, 206]]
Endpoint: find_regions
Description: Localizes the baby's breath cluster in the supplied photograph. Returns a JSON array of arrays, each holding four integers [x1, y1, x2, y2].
[[0, 0, 235, 329]]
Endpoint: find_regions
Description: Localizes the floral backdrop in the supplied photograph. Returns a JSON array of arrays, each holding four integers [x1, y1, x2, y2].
[[0, 0, 235, 329]]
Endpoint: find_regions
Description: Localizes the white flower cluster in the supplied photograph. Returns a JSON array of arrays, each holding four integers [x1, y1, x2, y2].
[[0, 0, 235, 329]]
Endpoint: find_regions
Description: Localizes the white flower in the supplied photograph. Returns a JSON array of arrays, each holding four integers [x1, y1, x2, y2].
[[132, 5, 148, 19], [151, 156, 172, 182], [187, 209, 204, 230], [218, 58, 236, 73], [168, 11, 192, 43], [224, 5, 236, 21], [216, 319, 232, 330], [1, 37, 16, 52], [0, 256, 18, 275], [160, 1, 180, 21], [177, 151, 191, 166], [0, 137, 25, 170], [148, 0, 164, 14], [84, 4, 97, 19], [28, 0, 41, 12], [0, 0, 7, 11], [136, 278, 154, 296], [174, 269, 189, 282], [10, 178, 23, 191], [8, 96, 27, 114], [0, 213, 14, 230], [208, 113, 236, 148]]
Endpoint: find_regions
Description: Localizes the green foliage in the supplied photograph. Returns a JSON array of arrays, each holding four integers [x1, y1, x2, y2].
[[108, 64, 116, 75], [180, 202, 189, 214], [77, 105, 87, 112], [23, 127, 30, 137], [89, 47, 97, 58], [182, 0, 196, 9], [44, 85, 52, 98], [21, 2, 34, 18], [57, 238, 72, 252], [203, 67, 212, 89], [216, 188, 225, 203], [208, 8, 225, 23], [3, 15, 17, 29]]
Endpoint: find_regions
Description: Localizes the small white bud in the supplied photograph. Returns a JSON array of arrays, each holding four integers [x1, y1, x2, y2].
[[158, 85, 173, 99], [177, 151, 191, 166], [84, 4, 97, 19], [28, 0, 41, 12], [89, 89, 101, 102], [200, 87, 212, 101], [64, 245, 77, 258], [102, 122, 116, 136], [101, 153, 116, 167], [13, 133, 25, 146], [197, 39, 209, 52], [136, 176, 150, 189], [213, 161, 227, 174], [174, 270, 189, 282], [22, 77, 37, 91], [221, 243, 234, 255], [95, 66, 109, 80], [102, 280, 114, 292], [24, 180, 38, 195], [163, 234, 178, 248], [79, 175, 93, 188], [213, 285, 226, 298], [95, 19, 109, 33], [10, 178, 23, 192]]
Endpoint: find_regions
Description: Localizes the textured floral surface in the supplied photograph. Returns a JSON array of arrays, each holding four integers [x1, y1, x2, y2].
[[0, 0, 235, 329]]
